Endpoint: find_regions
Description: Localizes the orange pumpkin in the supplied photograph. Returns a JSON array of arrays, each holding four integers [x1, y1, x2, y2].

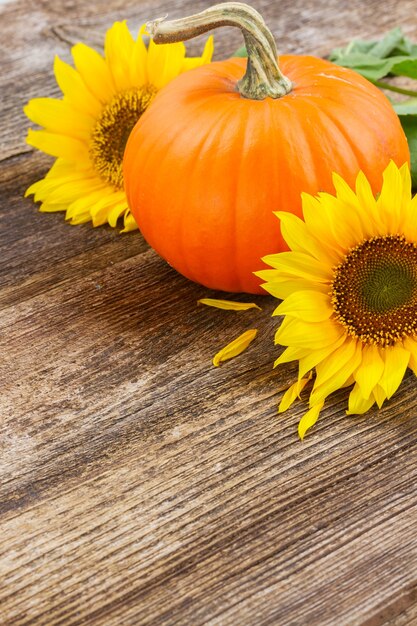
[[123, 3, 410, 294]]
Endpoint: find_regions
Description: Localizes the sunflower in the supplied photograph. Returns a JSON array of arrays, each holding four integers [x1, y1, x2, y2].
[[24, 22, 213, 232], [256, 161, 417, 439]]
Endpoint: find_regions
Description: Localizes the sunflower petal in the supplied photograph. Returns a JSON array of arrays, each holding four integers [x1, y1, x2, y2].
[[274, 345, 307, 368], [213, 329, 257, 367], [376, 160, 404, 233], [121, 211, 139, 232], [72, 42, 115, 102], [147, 39, 187, 89], [404, 336, 417, 376], [379, 343, 410, 399], [346, 383, 376, 415], [261, 277, 329, 300], [182, 35, 214, 70], [275, 290, 333, 322], [309, 339, 361, 406], [54, 56, 102, 117], [298, 402, 324, 440], [261, 251, 331, 283], [129, 28, 148, 86], [373, 385, 387, 409], [24, 97, 94, 138], [275, 316, 344, 350], [105, 21, 135, 91], [198, 298, 261, 311], [353, 345, 385, 400], [26, 129, 89, 161], [298, 334, 346, 379], [276, 210, 340, 265], [279, 375, 311, 413]]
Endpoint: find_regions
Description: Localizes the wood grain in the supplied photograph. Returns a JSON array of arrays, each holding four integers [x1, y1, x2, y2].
[[1, 0, 417, 624]]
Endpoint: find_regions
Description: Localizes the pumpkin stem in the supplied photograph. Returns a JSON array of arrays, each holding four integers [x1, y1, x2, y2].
[[147, 2, 292, 100]]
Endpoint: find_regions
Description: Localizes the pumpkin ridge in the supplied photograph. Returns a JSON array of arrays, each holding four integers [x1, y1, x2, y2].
[[311, 94, 394, 179], [194, 99, 252, 289], [231, 102, 253, 292], [274, 98, 321, 209], [305, 96, 363, 179], [177, 104, 233, 282], [124, 97, 183, 216]]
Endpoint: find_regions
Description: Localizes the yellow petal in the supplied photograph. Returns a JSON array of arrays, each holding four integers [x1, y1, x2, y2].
[[38, 202, 68, 213], [121, 211, 139, 232], [129, 29, 148, 86], [332, 171, 361, 208], [108, 201, 130, 227], [105, 21, 136, 91], [316, 191, 366, 251], [353, 344, 385, 400], [404, 336, 417, 376], [68, 210, 93, 225], [64, 188, 109, 220], [54, 56, 102, 117], [25, 171, 97, 202], [275, 316, 344, 350], [71, 42, 116, 103], [346, 383, 376, 415], [261, 277, 329, 301], [376, 160, 405, 234], [373, 384, 387, 409], [24, 98, 94, 138], [147, 39, 186, 89], [378, 343, 410, 399], [201, 35, 214, 64], [298, 333, 346, 379], [198, 298, 261, 311], [301, 192, 345, 256], [181, 35, 214, 70], [89, 190, 126, 225], [354, 170, 382, 236], [275, 290, 333, 323], [402, 194, 417, 241], [26, 129, 89, 161], [261, 251, 331, 283], [213, 329, 257, 367], [279, 375, 311, 413], [276, 211, 340, 265], [44, 178, 105, 205], [298, 402, 324, 440], [274, 345, 308, 368], [309, 338, 361, 406], [397, 162, 413, 230]]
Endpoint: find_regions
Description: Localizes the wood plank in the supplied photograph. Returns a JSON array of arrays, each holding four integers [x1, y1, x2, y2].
[[1, 0, 417, 624]]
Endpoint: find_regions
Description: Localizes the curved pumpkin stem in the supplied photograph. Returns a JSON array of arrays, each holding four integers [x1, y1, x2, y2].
[[147, 2, 292, 100]]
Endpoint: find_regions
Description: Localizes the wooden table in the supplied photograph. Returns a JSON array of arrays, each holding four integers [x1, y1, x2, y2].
[[1, 0, 417, 623]]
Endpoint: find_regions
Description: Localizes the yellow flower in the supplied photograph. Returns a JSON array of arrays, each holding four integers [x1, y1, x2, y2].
[[256, 161, 417, 439], [24, 22, 213, 232]]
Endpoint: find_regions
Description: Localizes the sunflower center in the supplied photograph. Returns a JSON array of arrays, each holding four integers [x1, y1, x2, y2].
[[90, 86, 157, 189], [331, 235, 417, 346]]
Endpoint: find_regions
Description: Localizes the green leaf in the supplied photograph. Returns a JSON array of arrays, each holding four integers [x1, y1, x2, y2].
[[390, 58, 417, 80], [369, 27, 404, 58], [330, 28, 417, 81], [329, 52, 409, 81], [399, 115, 417, 188], [234, 46, 248, 57], [330, 28, 417, 62], [393, 98, 417, 115]]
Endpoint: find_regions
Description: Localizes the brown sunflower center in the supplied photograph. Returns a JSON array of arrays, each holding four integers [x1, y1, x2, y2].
[[90, 86, 157, 189], [331, 235, 417, 346]]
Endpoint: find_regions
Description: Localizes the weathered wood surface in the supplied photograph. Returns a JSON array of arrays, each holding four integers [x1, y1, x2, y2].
[[1, 0, 417, 624]]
